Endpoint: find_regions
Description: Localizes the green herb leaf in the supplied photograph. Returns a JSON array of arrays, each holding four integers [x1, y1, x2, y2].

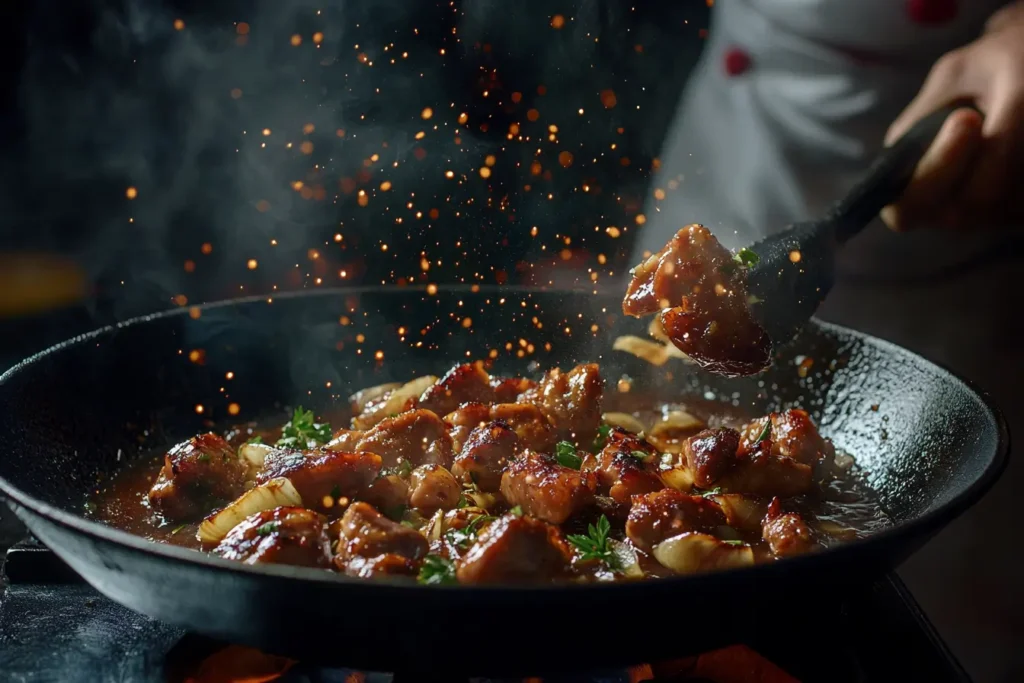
[[246, 435, 263, 445], [555, 441, 583, 470], [628, 450, 649, 462], [754, 419, 772, 445], [400, 520, 418, 528], [197, 453, 211, 463], [417, 554, 457, 585], [699, 486, 723, 498], [733, 247, 760, 268], [509, 505, 523, 517], [567, 515, 621, 571], [256, 522, 280, 536], [169, 524, 188, 535], [398, 459, 413, 478], [456, 494, 469, 509], [592, 424, 612, 451], [722, 539, 746, 546], [276, 407, 333, 449], [444, 515, 496, 550]]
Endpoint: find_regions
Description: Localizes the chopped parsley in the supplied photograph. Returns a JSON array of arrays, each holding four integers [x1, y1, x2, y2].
[[592, 424, 612, 451], [398, 459, 413, 477], [699, 486, 723, 498], [628, 450, 650, 462], [555, 441, 583, 470], [417, 554, 457, 585], [733, 247, 760, 268], [246, 435, 263, 445], [169, 524, 188, 535], [722, 539, 746, 546], [444, 515, 495, 550], [456, 494, 469, 509], [509, 505, 523, 517], [255, 522, 280, 536], [400, 520, 418, 528], [276, 407, 333, 449], [754, 419, 772, 445], [196, 453, 211, 463], [567, 515, 621, 571]]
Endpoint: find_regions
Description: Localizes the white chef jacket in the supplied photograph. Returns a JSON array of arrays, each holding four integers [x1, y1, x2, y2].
[[637, 0, 1009, 280]]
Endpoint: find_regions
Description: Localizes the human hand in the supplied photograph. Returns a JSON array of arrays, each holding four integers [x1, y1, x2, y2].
[[881, 1, 1024, 231]]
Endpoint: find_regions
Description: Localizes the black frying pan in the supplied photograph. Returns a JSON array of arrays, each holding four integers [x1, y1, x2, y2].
[[0, 287, 1008, 676]]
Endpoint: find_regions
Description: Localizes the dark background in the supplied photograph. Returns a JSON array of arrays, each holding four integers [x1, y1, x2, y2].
[[0, 0, 711, 368]]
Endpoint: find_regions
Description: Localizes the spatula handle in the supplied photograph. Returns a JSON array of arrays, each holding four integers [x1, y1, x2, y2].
[[828, 102, 982, 244]]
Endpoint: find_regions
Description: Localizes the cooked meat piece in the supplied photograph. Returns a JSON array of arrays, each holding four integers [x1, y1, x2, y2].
[[337, 501, 429, 561], [583, 430, 664, 506], [326, 429, 364, 452], [499, 450, 596, 524], [489, 403, 557, 452], [147, 433, 247, 521], [443, 403, 491, 453], [363, 475, 410, 517], [762, 498, 817, 558], [418, 363, 495, 417], [718, 440, 813, 497], [626, 489, 728, 552], [452, 421, 520, 492], [408, 464, 462, 513], [622, 224, 770, 377], [491, 376, 537, 403], [455, 514, 572, 584], [683, 427, 741, 488], [213, 506, 331, 568], [739, 410, 835, 467], [341, 553, 420, 578], [354, 409, 454, 469], [517, 363, 603, 442], [255, 449, 381, 512]]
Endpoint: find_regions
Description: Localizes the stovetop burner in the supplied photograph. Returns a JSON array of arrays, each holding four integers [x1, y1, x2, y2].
[[0, 540, 970, 682]]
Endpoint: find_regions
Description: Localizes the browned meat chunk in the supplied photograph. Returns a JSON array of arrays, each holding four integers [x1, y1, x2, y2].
[[443, 403, 491, 453], [213, 506, 331, 568], [354, 409, 454, 469], [344, 553, 421, 578], [452, 421, 520, 492], [622, 224, 770, 377], [491, 376, 537, 403], [255, 449, 381, 513], [418, 363, 495, 417], [626, 489, 728, 552], [408, 464, 462, 513], [583, 430, 664, 506], [489, 403, 557, 452], [147, 433, 247, 521], [455, 514, 572, 584], [762, 498, 818, 558], [337, 501, 428, 561], [739, 410, 835, 467], [499, 450, 596, 524], [517, 363, 603, 442], [718, 441, 813, 498], [363, 475, 409, 517], [683, 427, 741, 489], [326, 429, 364, 452]]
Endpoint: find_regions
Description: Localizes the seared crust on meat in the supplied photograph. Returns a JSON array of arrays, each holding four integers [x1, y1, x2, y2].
[[583, 429, 664, 506], [762, 497, 818, 558], [456, 514, 572, 584], [418, 363, 495, 417], [517, 363, 603, 442], [354, 409, 454, 469], [683, 427, 741, 489], [626, 489, 728, 552], [499, 450, 596, 524], [336, 501, 428, 561], [213, 506, 331, 567], [148, 433, 247, 521], [255, 449, 382, 512], [452, 420, 521, 492], [408, 464, 462, 513]]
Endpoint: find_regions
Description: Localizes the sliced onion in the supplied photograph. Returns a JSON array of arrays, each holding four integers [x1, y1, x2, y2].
[[352, 375, 439, 429], [238, 442, 274, 471], [652, 532, 755, 574], [660, 466, 694, 492], [197, 477, 302, 546], [612, 336, 675, 367], [349, 382, 401, 413], [601, 412, 646, 435], [708, 493, 769, 532], [647, 410, 706, 453]]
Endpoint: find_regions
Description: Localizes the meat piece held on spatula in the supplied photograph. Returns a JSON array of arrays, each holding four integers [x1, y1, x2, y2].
[[623, 224, 771, 377]]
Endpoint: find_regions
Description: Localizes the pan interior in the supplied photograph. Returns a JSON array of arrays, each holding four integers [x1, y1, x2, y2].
[[0, 287, 1004, 530]]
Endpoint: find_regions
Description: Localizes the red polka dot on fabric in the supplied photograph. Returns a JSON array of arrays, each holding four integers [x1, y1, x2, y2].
[[906, 0, 958, 25], [723, 47, 752, 77]]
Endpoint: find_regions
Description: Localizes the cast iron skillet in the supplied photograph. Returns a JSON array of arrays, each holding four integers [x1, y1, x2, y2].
[[0, 287, 1008, 675]]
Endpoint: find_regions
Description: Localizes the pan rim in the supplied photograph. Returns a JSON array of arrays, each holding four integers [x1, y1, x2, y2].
[[0, 285, 1010, 594]]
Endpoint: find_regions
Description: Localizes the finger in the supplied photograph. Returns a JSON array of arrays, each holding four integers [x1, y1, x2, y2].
[[885, 50, 969, 145], [951, 73, 1024, 227], [880, 107, 983, 231]]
